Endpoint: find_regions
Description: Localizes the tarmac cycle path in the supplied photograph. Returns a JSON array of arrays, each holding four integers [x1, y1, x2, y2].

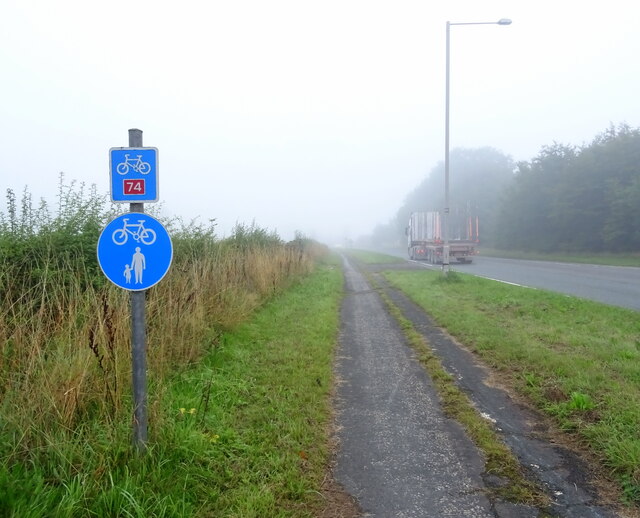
[[332, 255, 622, 518]]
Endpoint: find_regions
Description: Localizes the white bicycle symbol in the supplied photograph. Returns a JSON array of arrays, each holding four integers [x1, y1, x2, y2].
[[112, 218, 157, 245], [116, 154, 151, 175]]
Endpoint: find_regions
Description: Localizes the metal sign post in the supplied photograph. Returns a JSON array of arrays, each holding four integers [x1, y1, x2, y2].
[[129, 129, 147, 452], [98, 128, 172, 453]]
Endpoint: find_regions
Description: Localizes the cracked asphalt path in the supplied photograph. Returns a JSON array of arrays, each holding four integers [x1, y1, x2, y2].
[[335, 255, 493, 517], [333, 255, 622, 518]]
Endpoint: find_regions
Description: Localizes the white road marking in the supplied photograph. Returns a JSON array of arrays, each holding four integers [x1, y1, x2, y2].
[[478, 276, 536, 289]]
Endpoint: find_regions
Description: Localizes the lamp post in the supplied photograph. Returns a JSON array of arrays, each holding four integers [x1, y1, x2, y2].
[[443, 18, 511, 274]]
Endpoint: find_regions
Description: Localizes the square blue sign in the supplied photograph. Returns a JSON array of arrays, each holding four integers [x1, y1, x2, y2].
[[110, 147, 159, 202]]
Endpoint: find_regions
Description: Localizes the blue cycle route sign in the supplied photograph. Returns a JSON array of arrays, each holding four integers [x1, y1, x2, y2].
[[110, 147, 159, 203], [97, 213, 172, 291]]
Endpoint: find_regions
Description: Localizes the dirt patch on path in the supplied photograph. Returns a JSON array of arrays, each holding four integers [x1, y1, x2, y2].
[[319, 475, 361, 518]]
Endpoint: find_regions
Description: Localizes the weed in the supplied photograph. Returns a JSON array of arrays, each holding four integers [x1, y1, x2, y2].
[[567, 391, 595, 411], [622, 474, 640, 505], [523, 371, 541, 388], [433, 270, 463, 283]]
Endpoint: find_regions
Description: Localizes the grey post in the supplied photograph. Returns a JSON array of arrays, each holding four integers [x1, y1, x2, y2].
[[443, 21, 451, 274], [128, 128, 147, 452], [443, 19, 511, 275]]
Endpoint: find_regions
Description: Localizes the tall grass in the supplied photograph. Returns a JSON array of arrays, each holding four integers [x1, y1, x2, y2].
[[0, 177, 327, 515]]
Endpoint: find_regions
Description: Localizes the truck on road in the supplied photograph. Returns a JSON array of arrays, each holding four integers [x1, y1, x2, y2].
[[406, 210, 479, 263]]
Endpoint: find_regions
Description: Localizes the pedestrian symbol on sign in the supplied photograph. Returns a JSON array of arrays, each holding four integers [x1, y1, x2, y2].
[[131, 247, 146, 284]]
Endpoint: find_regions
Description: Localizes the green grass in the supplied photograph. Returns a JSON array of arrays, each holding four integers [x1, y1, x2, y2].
[[384, 268, 640, 505], [482, 247, 640, 267], [0, 259, 344, 517], [341, 249, 403, 264]]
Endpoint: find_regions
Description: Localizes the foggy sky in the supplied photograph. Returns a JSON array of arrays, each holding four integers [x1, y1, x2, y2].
[[1, 0, 638, 244]]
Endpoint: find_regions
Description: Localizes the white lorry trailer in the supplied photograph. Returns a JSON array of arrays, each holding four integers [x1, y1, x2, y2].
[[406, 210, 479, 263]]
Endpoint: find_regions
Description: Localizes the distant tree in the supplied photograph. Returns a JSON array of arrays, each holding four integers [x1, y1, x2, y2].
[[495, 124, 640, 253], [495, 143, 576, 251], [590, 124, 640, 251], [367, 125, 640, 255]]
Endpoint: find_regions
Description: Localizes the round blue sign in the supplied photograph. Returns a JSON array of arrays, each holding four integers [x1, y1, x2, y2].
[[97, 213, 172, 291]]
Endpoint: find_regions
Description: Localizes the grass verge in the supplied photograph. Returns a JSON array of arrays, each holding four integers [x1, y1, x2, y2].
[[340, 249, 404, 264], [384, 268, 640, 506], [0, 259, 344, 517]]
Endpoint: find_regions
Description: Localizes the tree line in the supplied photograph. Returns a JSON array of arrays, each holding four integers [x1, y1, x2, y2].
[[365, 123, 640, 254]]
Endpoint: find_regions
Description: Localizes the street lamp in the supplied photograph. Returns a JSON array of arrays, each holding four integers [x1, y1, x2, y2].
[[442, 18, 511, 274]]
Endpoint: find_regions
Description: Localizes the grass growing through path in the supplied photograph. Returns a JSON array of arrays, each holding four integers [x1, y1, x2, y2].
[[384, 269, 640, 505], [364, 273, 546, 507]]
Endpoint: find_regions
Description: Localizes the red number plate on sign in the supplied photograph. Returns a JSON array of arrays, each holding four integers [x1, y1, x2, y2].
[[123, 179, 146, 195]]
